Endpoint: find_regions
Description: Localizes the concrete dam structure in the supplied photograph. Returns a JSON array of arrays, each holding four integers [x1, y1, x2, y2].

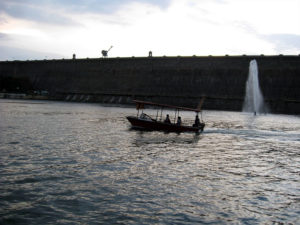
[[0, 55, 300, 114]]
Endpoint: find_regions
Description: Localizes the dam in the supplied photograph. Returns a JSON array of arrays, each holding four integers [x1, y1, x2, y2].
[[0, 55, 300, 114]]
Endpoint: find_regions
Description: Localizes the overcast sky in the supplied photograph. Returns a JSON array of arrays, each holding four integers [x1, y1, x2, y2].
[[0, 0, 299, 60]]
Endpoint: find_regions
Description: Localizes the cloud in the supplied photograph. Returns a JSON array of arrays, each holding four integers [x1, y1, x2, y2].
[[53, 0, 171, 13], [0, 45, 63, 61], [0, 1, 79, 26], [0, 0, 299, 60], [0, 15, 8, 24], [0, 0, 171, 26], [0, 32, 9, 40], [263, 34, 300, 53]]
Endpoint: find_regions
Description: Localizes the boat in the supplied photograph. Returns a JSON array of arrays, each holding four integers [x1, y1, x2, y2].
[[127, 100, 205, 133]]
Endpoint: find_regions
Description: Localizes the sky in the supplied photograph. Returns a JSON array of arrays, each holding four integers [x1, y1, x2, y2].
[[0, 0, 300, 60]]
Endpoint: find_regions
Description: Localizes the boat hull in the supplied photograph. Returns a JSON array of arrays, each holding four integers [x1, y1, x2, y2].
[[127, 116, 204, 133]]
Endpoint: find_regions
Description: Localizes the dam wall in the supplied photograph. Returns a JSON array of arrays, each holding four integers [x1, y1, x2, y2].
[[0, 55, 300, 114]]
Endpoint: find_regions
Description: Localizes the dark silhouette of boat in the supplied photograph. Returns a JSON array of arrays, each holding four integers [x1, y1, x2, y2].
[[127, 100, 205, 133]]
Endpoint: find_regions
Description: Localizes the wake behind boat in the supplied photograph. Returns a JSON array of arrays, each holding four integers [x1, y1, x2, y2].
[[127, 100, 205, 133]]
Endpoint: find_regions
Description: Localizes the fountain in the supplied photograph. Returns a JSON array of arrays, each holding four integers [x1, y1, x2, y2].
[[243, 59, 266, 114]]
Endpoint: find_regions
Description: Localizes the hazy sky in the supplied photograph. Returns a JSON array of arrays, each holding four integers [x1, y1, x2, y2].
[[0, 0, 299, 60]]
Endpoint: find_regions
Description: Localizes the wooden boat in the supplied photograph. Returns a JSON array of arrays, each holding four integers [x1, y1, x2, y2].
[[127, 100, 205, 133]]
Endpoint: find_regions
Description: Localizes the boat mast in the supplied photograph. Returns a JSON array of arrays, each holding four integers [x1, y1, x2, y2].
[[160, 107, 163, 121], [174, 109, 179, 123]]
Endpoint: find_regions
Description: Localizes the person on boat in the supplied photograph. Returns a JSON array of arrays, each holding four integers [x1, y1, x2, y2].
[[140, 113, 152, 121], [140, 113, 147, 119], [176, 116, 182, 126], [164, 114, 171, 123], [193, 115, 200, 127]]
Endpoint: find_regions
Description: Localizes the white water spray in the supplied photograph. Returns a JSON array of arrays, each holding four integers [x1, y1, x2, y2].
[[243, 60, 266, 114]]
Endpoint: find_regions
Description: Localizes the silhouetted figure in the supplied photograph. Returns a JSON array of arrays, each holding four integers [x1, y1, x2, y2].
[[254, 111, 256, 116], [176, 116, 182, 126], [164, 114, 171, 124], [140, 113, 147, 119], [193, 115, 200, 127]]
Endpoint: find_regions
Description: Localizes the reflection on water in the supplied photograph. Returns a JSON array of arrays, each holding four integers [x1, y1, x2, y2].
[[0, 100, 299, 224], [131, 130, 202, 146]]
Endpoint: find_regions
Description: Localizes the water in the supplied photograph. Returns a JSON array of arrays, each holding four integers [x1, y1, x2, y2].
[[0, 99, 299, 224], [243, 60, 266, 114]]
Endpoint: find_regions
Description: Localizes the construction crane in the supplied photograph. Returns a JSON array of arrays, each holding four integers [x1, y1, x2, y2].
[[101, 46, 113, 57]]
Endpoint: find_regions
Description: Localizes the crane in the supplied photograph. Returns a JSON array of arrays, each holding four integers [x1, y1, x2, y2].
[[101, 46, 113, 57]]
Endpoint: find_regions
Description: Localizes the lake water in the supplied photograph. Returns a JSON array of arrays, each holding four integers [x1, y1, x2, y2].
[[0, 99, 299, 224]]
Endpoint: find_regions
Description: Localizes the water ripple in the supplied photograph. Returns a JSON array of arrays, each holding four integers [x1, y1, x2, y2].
[[0, 100, 299, 224]]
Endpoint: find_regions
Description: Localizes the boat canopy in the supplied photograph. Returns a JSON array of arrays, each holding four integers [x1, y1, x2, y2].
[[133, 100, 202, 112]]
